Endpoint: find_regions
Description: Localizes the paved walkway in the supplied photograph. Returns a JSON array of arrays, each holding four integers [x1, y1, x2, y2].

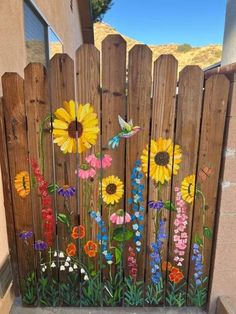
[[10, 299, 207, 314]]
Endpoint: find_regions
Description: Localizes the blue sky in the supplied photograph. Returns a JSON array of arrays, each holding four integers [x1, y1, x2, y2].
[[103, 0, 227, 46]]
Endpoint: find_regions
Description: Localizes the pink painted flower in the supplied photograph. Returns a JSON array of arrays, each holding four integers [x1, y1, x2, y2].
[[76, 163, 96, 179], [110, 209, 131, 225], [86, 153, 112, 169], [173, 188, 189, 267]]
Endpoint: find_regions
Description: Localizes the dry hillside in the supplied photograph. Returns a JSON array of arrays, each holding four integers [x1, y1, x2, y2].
[[94, 22, 222, 72]]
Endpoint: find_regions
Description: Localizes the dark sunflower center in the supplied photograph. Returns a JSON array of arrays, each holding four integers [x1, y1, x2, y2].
[[68, 121, 83, 138], [188, 183, 193, 195], [154, 151, 170, 166], [106, 183, 117, 195]]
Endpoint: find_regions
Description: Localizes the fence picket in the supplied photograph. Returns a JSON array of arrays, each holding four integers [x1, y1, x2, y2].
[[49, 54, 77, 304], [101, 34, 127, 297], [146, 55, 178, 304], [76, 44, 101, 305], [188, 74, 230, 305], [168, 66, 204, 305], [1, 73, 36, 304], [125, 44, 152, 294]]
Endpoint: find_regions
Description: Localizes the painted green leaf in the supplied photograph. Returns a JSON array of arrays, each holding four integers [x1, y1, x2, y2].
[[115, 247, 121, 264], [195, 234, 203, 247], [203, 227, 213, 239], [57, 213, 69, 225], [48, 183, 59, 194], [113, 227, 133, 242], [164, 200, 176, 212]]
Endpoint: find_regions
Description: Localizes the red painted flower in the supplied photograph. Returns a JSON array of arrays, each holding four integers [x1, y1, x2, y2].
[[169, 266, 184, 284], [71, 225, 85, 240]]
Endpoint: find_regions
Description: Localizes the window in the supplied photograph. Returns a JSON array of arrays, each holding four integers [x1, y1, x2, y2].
[[48, 28, 63, 59], [24, 1, 48, 66], [24, 1, 63, 66]]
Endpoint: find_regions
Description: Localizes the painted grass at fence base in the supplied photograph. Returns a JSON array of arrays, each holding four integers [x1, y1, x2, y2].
[[0, 35, 230, 308]]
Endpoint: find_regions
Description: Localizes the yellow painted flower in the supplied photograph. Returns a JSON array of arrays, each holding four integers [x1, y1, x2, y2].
[[53, 100, 99, 154], [102, 176, 124, 205], [181, 175, 196, 203], [141, 137, 182, 184], [14, 171, 30, 198]]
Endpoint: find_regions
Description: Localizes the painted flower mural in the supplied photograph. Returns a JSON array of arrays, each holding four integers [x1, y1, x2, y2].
[[52, 101, 99, 154], [141, 138, 182, 184], [15, 100, 213, 309]]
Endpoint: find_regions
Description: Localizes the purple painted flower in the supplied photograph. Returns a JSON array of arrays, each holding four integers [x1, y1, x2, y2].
[[19, 231, 33, 240], [148, 200, 164, 210], [57, 185, 76, 198], [34, 240, 48, 251]]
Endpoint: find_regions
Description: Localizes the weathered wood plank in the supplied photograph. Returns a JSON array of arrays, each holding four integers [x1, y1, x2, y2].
[[49, 54, 76, 302], [24, 63, 52, 241], [2, 73, 36, 302], [188, 74, 230, 305], [0, 98, 20, 296], [76, 44, 101, 298], [101, 34, 127, 288], [126, 45, 152, 286], [168, 66, 204, 305], [145, 55, 178, 303]]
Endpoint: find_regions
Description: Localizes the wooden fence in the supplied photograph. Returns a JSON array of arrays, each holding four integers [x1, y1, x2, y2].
[[0, 35, 230, 308]]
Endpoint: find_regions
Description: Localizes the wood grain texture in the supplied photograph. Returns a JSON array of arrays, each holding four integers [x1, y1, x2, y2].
[[76, 44, 101, 273], [0, 98, 20, 296], [188, 74, 230, 302], [126, 45, 152, 283], [101, 35, 127, 280], [168, 66, 204, 303], [146, 55, 178, 290], [24, 63, 52, 240], [1, 73, 35, 297], [49, 54, 76, 292]]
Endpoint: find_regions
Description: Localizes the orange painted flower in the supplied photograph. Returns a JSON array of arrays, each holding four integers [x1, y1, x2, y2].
[[71, 225, 85, 240], [169, 266, 184, 284], [14, 171, 30, 198], [66, 243, 76, 256], [162, 261, 172, 272], [84, 240, 98, 257]]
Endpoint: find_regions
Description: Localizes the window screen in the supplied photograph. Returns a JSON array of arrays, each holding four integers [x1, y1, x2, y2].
[[24, 1, 48, 66]]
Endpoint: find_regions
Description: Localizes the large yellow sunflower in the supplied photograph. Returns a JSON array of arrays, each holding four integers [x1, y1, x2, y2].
[[53, 100, 99, 154], [141, 138, 182, 184], [181, 174, 196, 203], [102, 176, 124, 205], [14, 171, 30, 198]]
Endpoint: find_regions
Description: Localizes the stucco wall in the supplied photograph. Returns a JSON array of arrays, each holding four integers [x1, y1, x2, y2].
[[0, 0, 83, 282]]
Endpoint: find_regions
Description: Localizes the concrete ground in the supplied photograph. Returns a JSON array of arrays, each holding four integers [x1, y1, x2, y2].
[[10, 298, 207, 314]]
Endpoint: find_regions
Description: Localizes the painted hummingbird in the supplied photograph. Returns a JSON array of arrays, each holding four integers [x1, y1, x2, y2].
[[108, 115, 141, 149]]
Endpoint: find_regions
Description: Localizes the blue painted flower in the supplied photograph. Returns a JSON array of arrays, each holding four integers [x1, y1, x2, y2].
[[129, 160, 145, 252], [150, 218, 167, 284], [90, 211, 113, 264], [148, 200, 164, 210], [192, 243, 203, 287], [57, 185, 76, 198], [34, 240, 48, 251], [19, 231, 33, 240]]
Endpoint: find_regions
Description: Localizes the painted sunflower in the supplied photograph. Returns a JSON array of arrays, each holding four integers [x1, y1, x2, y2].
[[14, 171, 30, 198], [53, 100, 99, 154], [141, 138, 182, 184], [181, 174, 196, 203], [102, 175, 124, 205]]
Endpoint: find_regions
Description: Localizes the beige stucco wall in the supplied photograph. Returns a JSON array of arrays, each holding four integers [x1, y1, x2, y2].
[[0, 0, 83, 96], [0, 0, 84, 303]]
